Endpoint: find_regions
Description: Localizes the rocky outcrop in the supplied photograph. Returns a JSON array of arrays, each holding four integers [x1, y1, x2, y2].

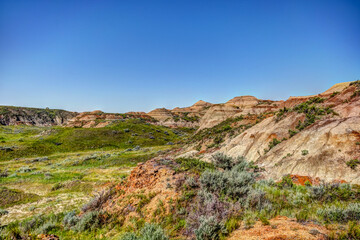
[[172, 100, 212, 114], [66, 110, 155, 128], [198, 96, 280, 130], [148, 101, 213, 128], [147, 108, 173, 122], [0, 106, 77, 126]]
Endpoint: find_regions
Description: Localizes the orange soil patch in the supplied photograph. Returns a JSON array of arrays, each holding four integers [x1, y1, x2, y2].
[[228, 216, 329, 240], [290, 175, 320, 186]]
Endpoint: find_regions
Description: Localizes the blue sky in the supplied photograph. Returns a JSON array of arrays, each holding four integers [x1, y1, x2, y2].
[[0, 0, 359, 113]]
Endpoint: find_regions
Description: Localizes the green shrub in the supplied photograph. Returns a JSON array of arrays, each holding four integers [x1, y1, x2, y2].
[[301, 150, 309, 156], [243, 214, 256, 229], [276, 107, 289, 121], [0, 221, 22, 239], [16, 166, 33, 173], [63, 210, 79, 229], [195, 216, 223, 240], [317, 203, 360, 223], [245, 189, 271, 211], [278, 175, 294, 188], [200, 166, 255, 201], [211, 153, 246, 170], [267, 138, 281, 151], [213, 135, 223, 145], [346, 159, 360, 170], [73, 211, 102, 232], [334, 221, 360, 240], [139, 223, 169, 240], [36, 221, 58, 234], [119, 223, 169, 240], [292, 100, 337, 131], [120, 232, 139, 240], [259, 214, 270, 225], [19, 213, 62, 235], [51, 182, 64, 191], [330, 91, 340, 98], [222, 125, 232, 131], [310, 183, 354, 202], [0, 208, 8, 216], [350, 80, 360, 87], [185, 176, 199, 188], [306, 97, 325, 104], [295, 209, 309, 222], [175, 158, 214, 174], [288, 129, 298, 138], [224, 217, 240, 234]]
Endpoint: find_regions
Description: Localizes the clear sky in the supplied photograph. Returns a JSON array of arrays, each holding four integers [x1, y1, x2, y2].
[[0, 0, 359, 113]]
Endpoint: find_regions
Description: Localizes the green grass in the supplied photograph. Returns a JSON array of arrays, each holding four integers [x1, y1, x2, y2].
[[0, 122, 188, 228], [0, 187, 40, 208], [0, 119, 184, 161]]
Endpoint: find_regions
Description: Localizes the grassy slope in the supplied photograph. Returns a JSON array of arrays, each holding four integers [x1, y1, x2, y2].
[[0, 119, 185, 160], [0, 121, 192, 228]]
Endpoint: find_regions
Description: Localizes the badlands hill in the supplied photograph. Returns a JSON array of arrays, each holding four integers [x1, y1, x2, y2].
[[179, 81, 360, 184], [1, 81, 360, 240], [1, 81, 359, 185], [1, 81, 352, 130]]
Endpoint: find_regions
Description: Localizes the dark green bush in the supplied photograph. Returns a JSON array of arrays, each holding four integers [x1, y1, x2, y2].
[[175, 158, 214, 174], [200, 161, 255, 201], [301, 150, 309, 156], [310, 183, 354, 202], [276, 107, 289, 121], [73, 211, 102, 232], [265, 138, 281, 153], [119, 223, 169, 240], [346, 159, 360, 170], [333, 221, 360, 240], [63, 210, 79, 229], [195, 216, 224, 240], [317, 203, 360, 223], [288, 129, 298, 138], [211, 153, 246, 171], [330, 91, 340, 98], [277, 175, 294, 188]]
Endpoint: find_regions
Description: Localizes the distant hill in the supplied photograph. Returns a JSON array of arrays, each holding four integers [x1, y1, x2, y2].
[[0, 106, 77, 126]]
